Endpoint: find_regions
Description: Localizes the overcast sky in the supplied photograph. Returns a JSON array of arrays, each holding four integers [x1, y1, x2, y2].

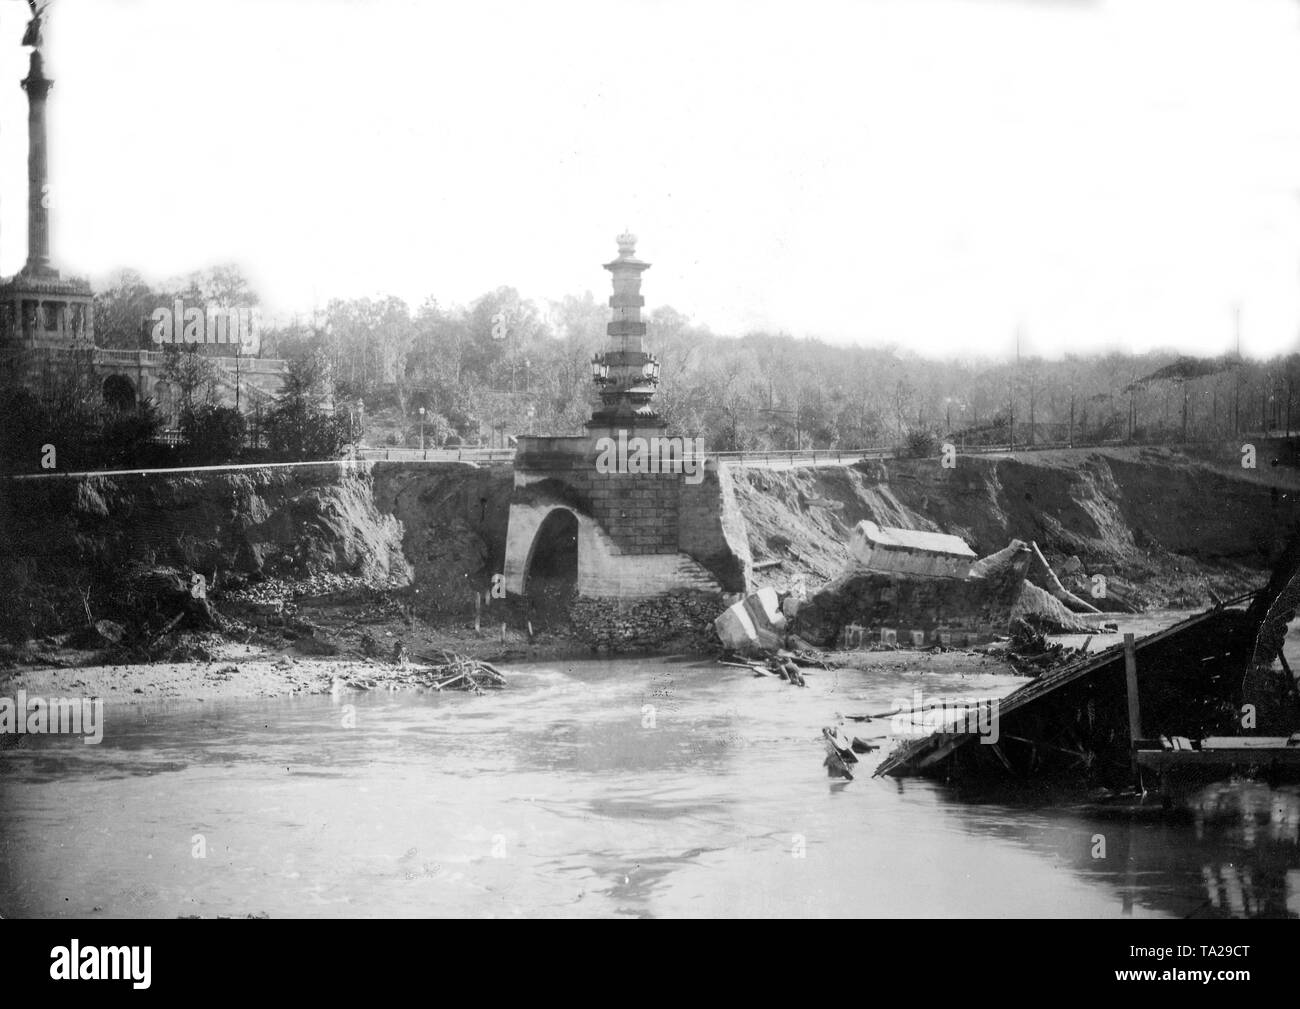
[[3, 0, 1300, 359]]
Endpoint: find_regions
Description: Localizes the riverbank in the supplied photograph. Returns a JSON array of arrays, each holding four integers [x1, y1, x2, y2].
[[0, 621, 600, 706], [0, 640, 1020, 708], [0, 607, 1249, 708]]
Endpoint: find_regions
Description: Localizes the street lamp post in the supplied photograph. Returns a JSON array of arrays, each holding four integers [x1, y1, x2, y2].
[[418, 406, 426, 458], [944, 397, 967, 451]]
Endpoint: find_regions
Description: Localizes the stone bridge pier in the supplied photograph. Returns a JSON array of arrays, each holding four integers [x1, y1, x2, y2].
[[502, 432, 751, 601], [503, 234, 752, 607]]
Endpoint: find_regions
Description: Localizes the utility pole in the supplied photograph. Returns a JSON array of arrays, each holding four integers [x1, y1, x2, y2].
[[1287, 372, 1293, 438], [1009, 327, 1018, 452], [1028, 367, 1035, 448], [1233, 302, 1242, 437], [1128, 366, 1136, 442]]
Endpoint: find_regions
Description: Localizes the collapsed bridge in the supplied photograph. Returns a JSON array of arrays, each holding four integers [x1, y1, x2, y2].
[[876, 534, 1300, 789]]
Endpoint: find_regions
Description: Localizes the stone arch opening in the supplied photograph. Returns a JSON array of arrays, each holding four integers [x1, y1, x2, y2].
[[102, 374, 136, 412], [524, 508, 579, 613]]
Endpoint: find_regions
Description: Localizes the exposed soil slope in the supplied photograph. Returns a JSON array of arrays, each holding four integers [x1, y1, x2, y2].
[[733, 447, 1300, 609], [0, 464, 410, 641], [3, 447, 1295, 661], [370, 462, 512, 616]]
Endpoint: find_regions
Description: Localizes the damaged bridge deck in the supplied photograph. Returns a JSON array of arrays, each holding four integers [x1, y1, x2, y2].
[[875, 599, 1276, 788]]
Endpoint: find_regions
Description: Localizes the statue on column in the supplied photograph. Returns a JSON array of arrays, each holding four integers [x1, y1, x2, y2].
[[21, 2, 50, 49]]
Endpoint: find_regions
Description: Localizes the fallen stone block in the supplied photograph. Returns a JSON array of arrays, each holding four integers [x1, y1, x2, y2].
[[714, 598, 760, 650], [743, 586, 787, 636]]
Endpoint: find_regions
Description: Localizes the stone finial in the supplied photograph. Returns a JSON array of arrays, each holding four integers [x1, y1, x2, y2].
[[616, 231, 638, 258]]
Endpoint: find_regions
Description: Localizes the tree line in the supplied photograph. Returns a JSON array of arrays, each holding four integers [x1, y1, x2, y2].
[[11, 263, 1297, 473], [258, 283, 1299, 453]]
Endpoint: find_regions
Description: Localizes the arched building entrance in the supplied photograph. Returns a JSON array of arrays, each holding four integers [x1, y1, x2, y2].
[[102, 374, 136, 411]]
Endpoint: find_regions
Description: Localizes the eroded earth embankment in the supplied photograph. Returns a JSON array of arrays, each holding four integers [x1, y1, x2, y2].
[[0, 462, 512, 649], [733, 446, 1300, 611], [1, 447, 1296, 667]]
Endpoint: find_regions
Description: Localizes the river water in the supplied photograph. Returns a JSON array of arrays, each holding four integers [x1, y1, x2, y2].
[[2, 645, 1298, 918]]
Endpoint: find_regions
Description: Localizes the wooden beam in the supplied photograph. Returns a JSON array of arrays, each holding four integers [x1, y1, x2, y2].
[[1123, 632, 1143, 741], [1124, 632, 1142, 787]]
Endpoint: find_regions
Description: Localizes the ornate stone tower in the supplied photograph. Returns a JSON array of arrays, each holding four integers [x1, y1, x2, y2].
[[501, 233, 751, 608], [587, 232, 664, 430]]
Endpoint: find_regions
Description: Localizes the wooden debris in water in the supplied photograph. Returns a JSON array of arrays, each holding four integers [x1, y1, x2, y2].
[[822, 727, 856, 779], [717, 646, 836, 686], [413, 650, 508, 691], [875, 597, 1285, 786], [822, 725, 858, 762]]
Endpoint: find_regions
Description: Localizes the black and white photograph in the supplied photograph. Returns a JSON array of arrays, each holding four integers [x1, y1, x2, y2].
[[0, 0, 1296, 947]]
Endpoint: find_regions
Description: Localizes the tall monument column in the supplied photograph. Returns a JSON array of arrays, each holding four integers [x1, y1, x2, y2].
[[587, 232, 665, 430], [22, 49, 54, 278], [0, 7, 95, 351]]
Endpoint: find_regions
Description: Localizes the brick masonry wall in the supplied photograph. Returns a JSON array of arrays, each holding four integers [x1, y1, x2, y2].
[[516, 440, 683, 556], [577, 466, 682, 555], [512, 435, 752, 597]]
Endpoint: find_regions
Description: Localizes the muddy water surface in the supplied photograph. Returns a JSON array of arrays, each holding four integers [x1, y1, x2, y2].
[[2, 621, 1298, 918]]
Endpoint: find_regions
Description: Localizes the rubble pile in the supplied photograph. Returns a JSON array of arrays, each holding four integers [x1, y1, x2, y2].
[[777, 529, 1122, 650], [569, 591, 721, 653], [222, 572, 399, 606], [978, 618, 1090, 676], [1010, 580, 1100, 635], [73, 564, 391, 663], [712, 587, 788, 653]]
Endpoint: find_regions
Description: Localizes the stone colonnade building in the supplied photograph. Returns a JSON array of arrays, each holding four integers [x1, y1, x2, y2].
[[0, 39, 284, 423]]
